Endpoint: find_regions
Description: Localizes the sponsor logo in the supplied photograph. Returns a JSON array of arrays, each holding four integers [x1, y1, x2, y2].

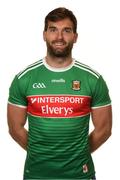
[[51, 79, 65, 83], [83, 164, 88, 173], [33, 83, 46, 88], [72, 80, 80, 90], [27, 95, 91, 118]]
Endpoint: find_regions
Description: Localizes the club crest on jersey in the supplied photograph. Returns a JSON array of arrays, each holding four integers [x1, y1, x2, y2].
[[72, 80, 80, 90]]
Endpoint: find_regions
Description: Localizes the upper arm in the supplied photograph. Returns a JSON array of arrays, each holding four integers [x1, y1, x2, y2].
[[91, 105, 112, 133], [7, 103, 27, 132], [7, 74, 28, 131], [90, 74, 112, 132]]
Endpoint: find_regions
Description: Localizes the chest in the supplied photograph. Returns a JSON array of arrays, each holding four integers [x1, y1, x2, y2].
[[26, 70, 92, 118]]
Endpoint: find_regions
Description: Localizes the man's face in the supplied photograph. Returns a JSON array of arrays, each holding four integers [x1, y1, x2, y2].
[[43, 18, 78, 57]]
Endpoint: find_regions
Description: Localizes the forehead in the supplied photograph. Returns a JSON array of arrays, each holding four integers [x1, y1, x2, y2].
[[47, 18, 74, 29]]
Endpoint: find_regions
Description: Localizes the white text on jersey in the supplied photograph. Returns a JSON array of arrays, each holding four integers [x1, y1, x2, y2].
[[33, 83, 46, 89]]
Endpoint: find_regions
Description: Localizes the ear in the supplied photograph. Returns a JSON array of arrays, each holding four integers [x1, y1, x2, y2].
[[43, 31, 46, 41], [74, 33, 78, 43]]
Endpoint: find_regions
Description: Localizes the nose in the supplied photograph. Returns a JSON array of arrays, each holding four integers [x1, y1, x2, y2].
[[57, 30, 63, 40]]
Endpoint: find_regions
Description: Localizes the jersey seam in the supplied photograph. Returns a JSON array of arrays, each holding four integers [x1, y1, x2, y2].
[[8, 101, 27, 108], [91, 103, 111, 109]]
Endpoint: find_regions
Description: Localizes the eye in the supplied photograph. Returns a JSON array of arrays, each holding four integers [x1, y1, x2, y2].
[[63, 28, 73, 33], [48, 27, 57, 32]]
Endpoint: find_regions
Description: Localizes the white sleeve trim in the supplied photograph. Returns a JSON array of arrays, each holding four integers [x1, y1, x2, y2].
[[91, 103, 111, 109], [8, 101, 27, 108]]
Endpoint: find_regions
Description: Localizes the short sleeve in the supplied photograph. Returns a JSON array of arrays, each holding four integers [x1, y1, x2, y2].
[[91, 76, 111, 108], [8, 75, 27, 107]]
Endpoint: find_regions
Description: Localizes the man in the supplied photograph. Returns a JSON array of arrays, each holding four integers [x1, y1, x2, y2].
[[7, 7, 112, 180]]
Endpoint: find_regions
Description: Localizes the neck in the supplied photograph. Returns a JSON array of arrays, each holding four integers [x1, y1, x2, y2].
[[45, 54, 73, 68]]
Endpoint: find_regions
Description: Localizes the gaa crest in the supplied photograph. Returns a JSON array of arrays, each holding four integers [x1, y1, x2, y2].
[[72, 80, 80, 90]]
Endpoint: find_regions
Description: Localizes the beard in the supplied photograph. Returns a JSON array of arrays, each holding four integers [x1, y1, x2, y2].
[[46, 40, 74, 58]]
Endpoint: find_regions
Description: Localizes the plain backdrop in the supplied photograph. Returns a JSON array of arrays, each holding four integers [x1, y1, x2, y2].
[[0, 0, 120, 179]]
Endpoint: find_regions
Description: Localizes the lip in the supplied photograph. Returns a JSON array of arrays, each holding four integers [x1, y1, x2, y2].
[[54, 44, 65, 47], [52, 41, 66, 45], [53, 42, 66, 48], [54, 43, 64, 46]]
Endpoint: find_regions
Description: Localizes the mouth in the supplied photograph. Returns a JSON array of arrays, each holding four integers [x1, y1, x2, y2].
[[52, 42, 67, 49], [54, 43, 64, 46], [52, 41, 66, 46]]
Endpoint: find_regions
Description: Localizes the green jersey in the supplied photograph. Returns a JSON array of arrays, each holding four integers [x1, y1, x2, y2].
[[8, 58, 111, 179]]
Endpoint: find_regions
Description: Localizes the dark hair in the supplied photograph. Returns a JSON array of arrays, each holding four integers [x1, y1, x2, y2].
[[44, 7, 77, 33]]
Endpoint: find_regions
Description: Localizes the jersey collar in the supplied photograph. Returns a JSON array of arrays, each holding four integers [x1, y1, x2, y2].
[[43, 57, 75, 72]]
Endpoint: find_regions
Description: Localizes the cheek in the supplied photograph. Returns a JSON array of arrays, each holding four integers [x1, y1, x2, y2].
[[65, 37, 77, 44], [44, 35, 57, 42], [64, 34, 77, 42]]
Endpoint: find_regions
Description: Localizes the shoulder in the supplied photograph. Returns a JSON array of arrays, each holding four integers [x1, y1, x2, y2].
[[17, 59, 43, 80], [74, 60, 100, 79]]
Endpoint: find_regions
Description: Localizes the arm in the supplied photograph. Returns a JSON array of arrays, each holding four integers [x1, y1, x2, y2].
[[89, 105, 112, 153], [7, 103, 28, 150]]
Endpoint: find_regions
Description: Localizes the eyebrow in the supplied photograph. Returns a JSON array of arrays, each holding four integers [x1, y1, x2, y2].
[[48, 26, 56, 29], [64, 27, 73, 31], [48, 26, 73, 30]]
